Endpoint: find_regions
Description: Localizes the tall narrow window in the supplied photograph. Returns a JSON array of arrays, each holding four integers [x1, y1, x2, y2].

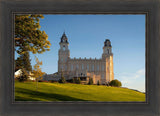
[[63, 45, 65, 51], [61, 65, 63, 70], [92, 64, 94, 71], [71, 64, 73, 71], [76, 64, 79, 69], [102, 65, 104, 71], [87, 64, 89, 70], [101, 74, 104, 79], [82, 64, 84, 70], [105, 48, 108, 53], [97, 65, 99, 71]]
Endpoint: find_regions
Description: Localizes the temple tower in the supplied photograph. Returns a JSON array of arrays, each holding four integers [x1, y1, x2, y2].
[[58, 32, 70, 73], [101, 39, 114, 83]]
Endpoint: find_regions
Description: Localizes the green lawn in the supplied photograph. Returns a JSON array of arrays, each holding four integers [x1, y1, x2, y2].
[[15, 81, 145, 101]]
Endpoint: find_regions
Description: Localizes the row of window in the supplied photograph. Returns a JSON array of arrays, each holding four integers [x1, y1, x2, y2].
[[70, 64, 104, 71], [61, 65, 105, 71]]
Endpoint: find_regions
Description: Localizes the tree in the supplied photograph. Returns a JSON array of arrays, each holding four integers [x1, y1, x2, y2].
[[59, 71, 66, 83], [72, 78, 76, 83], [15, 15, 51, 82], [88, 78, 93, 85], [15, 52, 32, 72], [109, 79, 122, 87], [32, 56, 45, 91], [97, 80, 100, 85], [22, 52, 32, 72], [15, 57, 23, 71], [15, 14, 51, 55], [76, 77, 81, 84]]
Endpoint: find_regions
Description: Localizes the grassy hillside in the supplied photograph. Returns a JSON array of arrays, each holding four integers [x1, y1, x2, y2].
[[15, 81, 145, 101]]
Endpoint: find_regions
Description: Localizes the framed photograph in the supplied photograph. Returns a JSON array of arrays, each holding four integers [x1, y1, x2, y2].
[[0, 0, 160, 116], [14, 14, 146, 102]]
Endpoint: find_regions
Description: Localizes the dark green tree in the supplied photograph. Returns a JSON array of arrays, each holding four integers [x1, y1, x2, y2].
[[109, 79, 122, 87], [15, 52, 32, 72], [22, 52, 32, 72], [88, 78, 93, 85], [15, 57, 23, 71], [97, 80, 100, 85], [59, 71, 66, 83]]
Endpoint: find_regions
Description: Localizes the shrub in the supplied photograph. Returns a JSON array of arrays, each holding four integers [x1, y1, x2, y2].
[[49, 80, 55, 83], [38, 80, 44, 82], [88, 78, 93, 85], [59, 76, 66, 83], [66, 79, 73, 83], [76, 77, 81, 84], [58, 79, 62, 83], [73, 78, 76, 83], [109, 79, 122, 87], [71, 78, 76, 83]]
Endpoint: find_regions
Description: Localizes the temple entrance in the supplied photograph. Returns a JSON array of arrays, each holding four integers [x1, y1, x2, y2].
[[73, 76, 90, 84]]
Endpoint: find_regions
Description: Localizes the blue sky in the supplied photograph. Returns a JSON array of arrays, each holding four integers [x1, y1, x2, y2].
[[16, 14, 146, 92]]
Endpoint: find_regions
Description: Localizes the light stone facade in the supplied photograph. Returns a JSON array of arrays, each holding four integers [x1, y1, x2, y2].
[[57, 32, 114, 84]]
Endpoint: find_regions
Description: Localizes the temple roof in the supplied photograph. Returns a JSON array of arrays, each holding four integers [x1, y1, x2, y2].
[[60, 32, 69, 43], [104, 39, 112, 47]]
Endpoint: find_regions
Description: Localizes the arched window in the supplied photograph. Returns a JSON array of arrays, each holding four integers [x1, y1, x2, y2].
[[63, 45, 65, 51]]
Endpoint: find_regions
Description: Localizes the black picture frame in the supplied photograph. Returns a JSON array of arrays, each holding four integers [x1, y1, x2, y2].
[[0, 0, 160, 116]]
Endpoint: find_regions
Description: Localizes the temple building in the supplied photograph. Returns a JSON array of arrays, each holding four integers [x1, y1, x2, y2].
[[43, 32, 114, 84]]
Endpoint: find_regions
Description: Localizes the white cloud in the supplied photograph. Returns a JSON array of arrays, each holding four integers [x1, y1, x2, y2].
[[135, 68, 145, 77], [116, 68, 145, 92]]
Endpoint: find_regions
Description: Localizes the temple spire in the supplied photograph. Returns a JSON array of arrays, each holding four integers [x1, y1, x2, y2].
[[60, 32, 68, 43]]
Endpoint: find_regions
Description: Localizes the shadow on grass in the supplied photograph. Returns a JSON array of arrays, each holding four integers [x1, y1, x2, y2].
[[15, 96, 40, 101], [15, 87, 87, 101]]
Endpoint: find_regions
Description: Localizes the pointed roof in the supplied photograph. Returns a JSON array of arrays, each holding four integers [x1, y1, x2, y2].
[[104, 39, 112, 47], [60, 32, 69, 43]]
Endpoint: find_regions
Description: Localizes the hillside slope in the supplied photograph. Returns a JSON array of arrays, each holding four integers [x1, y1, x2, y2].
[[15, 81, 145, 101]]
